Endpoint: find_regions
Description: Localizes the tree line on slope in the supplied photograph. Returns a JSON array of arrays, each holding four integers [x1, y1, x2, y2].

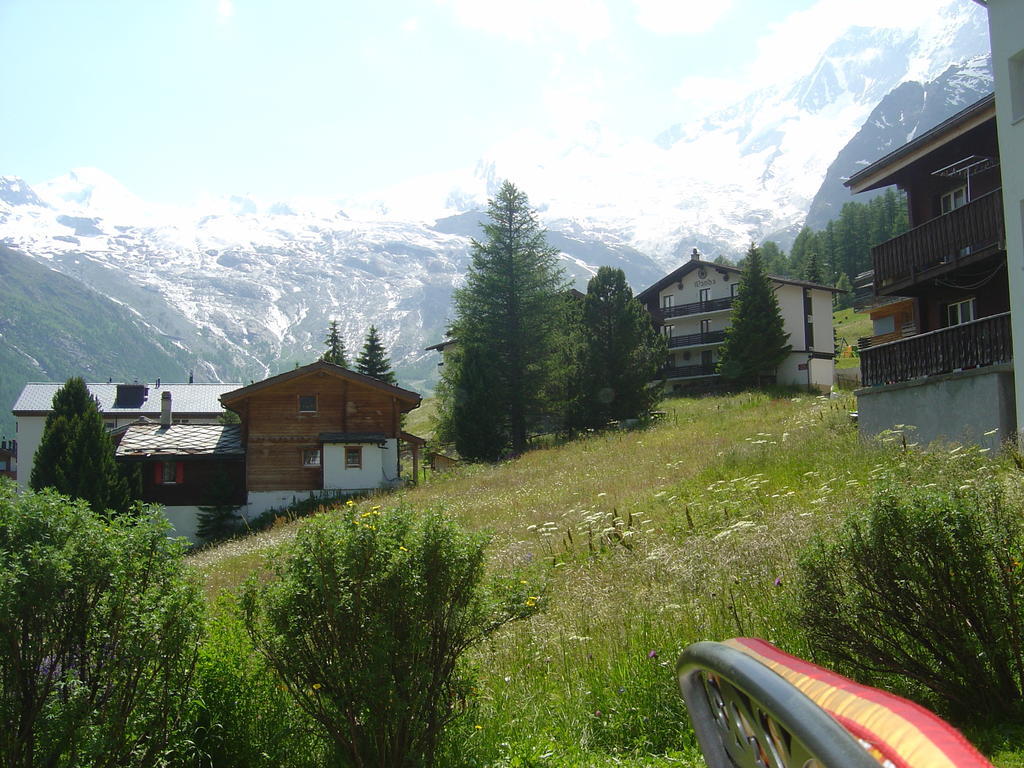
[[727, 188, 909, 308], [320, 320, 397, 385]]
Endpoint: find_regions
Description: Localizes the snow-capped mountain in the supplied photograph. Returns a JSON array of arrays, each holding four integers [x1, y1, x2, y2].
[[0, 0, 992, 393]]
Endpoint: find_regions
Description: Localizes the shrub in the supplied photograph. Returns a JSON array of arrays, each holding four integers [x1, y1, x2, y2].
[[796, 474, 1024, 722], [242, 503, 539, 768], [0, 480, 203, 767], [190, 595, 327, 768]]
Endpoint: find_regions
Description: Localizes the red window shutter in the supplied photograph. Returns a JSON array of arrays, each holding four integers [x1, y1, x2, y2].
[[175, 462, 185, 484], [154, 463, 163, 485]]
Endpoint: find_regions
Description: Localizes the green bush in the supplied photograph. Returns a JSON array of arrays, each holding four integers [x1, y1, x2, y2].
[[796, 474, 1024, 722], [242, 504, 539, 768], [190, 595, 327, 768], [0, 480, 203, 767]]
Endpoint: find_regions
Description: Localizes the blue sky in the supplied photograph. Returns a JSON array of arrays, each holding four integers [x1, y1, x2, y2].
[[0, 0, 946, 205]]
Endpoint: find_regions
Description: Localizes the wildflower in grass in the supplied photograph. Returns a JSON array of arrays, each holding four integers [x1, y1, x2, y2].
[[774, 576, 783, 587], [647, 650, 658, 659]]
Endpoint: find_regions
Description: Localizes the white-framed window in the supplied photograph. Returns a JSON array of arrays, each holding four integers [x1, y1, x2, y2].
[[700, 319, 711, 335], [940, 186, 967, 215], [345, 446, 362, 469], [298, 394, 317, 413], [302, 448, 321, 467], [946, 297, 976, 327], [730, 283, 739, 298]]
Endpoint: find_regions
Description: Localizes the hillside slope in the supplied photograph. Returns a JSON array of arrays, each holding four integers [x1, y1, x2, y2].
[[0, 245, 214, 436]]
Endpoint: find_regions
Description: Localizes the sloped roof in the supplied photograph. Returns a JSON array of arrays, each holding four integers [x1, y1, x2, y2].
[[221, 360, 421, 407], [846, 93, 996, 194], [12, 382, 240, 416], [115, 423, 244, 458], [636, 259, 840, 302]]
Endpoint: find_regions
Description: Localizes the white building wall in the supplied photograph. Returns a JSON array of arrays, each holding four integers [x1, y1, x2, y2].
[[986, 0, 1024, 440], [323, 439, 399, 490], [14, 416, 45, 487]]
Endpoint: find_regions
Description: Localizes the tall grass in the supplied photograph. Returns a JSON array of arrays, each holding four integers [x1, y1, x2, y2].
[[188, 392, 1024, 767]]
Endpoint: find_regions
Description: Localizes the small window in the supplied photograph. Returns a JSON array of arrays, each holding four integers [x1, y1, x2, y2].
[[345, 446, 362, 469], [661, 294, 673, 309], [298, 394, 317, 413], [699, 288, 711, 303], [700, 319, 711, 335], [730, 283, 739, 298], [157, 461, 182, 485], [946, 298, 976, 327], [940, 186, 967, 214], [302, 449, 321, 467]]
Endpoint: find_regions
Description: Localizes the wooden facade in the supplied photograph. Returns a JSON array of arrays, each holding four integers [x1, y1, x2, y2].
[[134, 458, 247, 507], [221, 362, 422, 494]]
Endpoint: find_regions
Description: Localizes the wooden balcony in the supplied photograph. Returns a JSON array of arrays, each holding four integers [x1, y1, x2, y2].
[[872, 189, 1004, 294], [661, 364, 718, 380], [860, 312, 1011, 387], [666, 330, 726, 349], [655, 296, 734, 321]]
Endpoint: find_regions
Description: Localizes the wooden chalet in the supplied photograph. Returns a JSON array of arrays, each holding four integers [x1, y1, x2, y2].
[[220, 361, 423, 512], [846, 93, 1015, 448]]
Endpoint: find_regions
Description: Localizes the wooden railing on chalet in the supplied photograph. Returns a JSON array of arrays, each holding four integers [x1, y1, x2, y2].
[[662, 364, 718, 380], [860, 312, 1012, 387], [873, 189, 1004, 291], [655, 296, 734, 321], [666, 330, 726, 349]]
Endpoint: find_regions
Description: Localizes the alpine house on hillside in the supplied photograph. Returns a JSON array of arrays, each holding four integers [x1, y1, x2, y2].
[[847, 93, 1014, 449], [636, 250, 839, 392], [12, 379, 239, 488]]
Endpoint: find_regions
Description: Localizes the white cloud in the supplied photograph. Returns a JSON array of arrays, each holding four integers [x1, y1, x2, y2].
[[748, 0, 959, 88], [217, 0, 234, 20], [435, 0, 611, 47], [672, 74, 743, 115], [401, 17, 419, 34], [632, 0, 733, 36]]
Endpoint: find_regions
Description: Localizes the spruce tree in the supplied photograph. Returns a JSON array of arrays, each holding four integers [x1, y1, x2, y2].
[[321, 320, 348, 367], [572, 267, 666, 429], [355, 325, 397, 384], [803, 253, 823, 283], [718, 244, 792, 387], [30, 377, 134, 515], [439, 181, 566, 457]]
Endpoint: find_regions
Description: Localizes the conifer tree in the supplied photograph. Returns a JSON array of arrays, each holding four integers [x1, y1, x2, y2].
[[438, 181, 566, 458], [30, 377, 134, 515], [321, 320, 348, 367], [718, 244, 792, 387], [803, 253, 823, 283], [355, 325, 397, 384], [571, 267, 666, 429]]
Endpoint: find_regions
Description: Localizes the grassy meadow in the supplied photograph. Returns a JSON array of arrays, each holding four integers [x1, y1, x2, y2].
[[189, 391, 1024, 767]]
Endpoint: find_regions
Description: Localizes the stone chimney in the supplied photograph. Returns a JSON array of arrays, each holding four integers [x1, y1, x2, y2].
[[690, 247, 700, 262], [161, 391, 172, 427]]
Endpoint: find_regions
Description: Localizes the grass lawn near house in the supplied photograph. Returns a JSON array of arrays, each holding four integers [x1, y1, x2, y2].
[[833, 307, 872, 371], [188, 391, 1024, 768]]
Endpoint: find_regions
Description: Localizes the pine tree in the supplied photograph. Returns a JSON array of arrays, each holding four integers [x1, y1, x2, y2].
[[321, 320, 348, 367], [834, 272, 854, 310], [718, 244, 792, 387], [355, 325, 397, 385], [30, 377, 134, 515], [572, 267, 667, 429], [803, 253, 823, 283], [447, 343, 506, 462], [438, 181, 567, 458]]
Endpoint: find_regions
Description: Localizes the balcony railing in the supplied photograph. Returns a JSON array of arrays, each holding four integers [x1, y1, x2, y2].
[[667, 330, 726, 349], [656, 296, 734, 321], [860, 312, 1012, 387], [872, 189, 1004, 291], [661, 364, 718, 380]]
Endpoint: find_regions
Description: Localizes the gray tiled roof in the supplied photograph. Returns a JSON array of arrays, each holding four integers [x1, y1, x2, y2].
[[116, 424, 244, 458], [12, 382, 241, 415]]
